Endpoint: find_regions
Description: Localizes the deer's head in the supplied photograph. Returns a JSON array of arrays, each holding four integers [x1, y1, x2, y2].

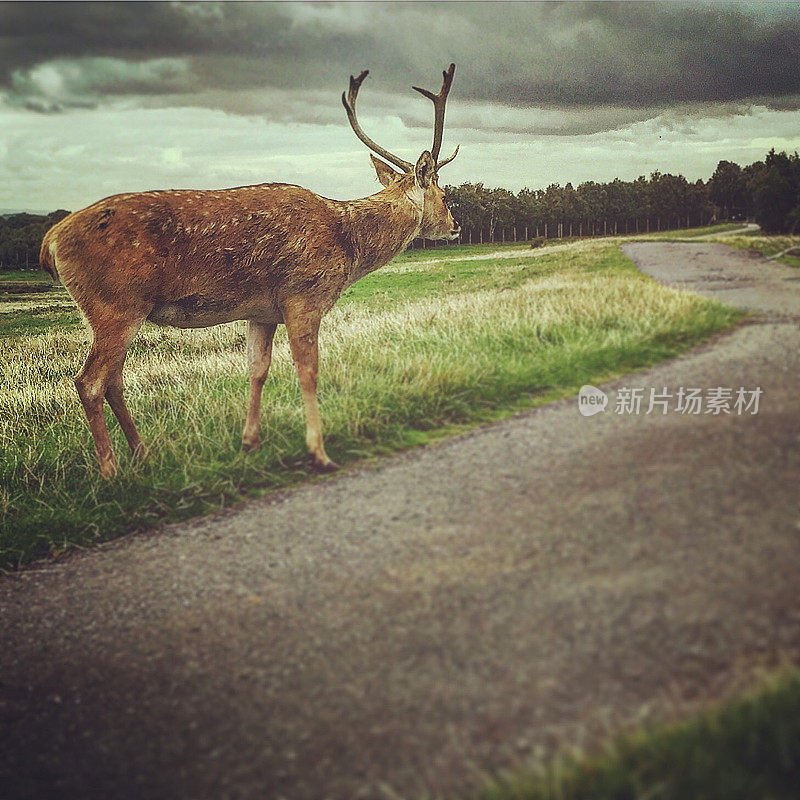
[[342, 64, 461, 241]]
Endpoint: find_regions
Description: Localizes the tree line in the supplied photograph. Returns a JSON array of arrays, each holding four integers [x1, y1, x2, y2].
[[442, 171, 708, 244], [706, 149, 800, 233], [0, 210, 70, 270], [441, 148, 800, 245], [1, 148, 798, 270]]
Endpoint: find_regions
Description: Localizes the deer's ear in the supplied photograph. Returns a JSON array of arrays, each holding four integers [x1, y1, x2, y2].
[[371, 155, 401, 187], [414, 151, 436, 189]]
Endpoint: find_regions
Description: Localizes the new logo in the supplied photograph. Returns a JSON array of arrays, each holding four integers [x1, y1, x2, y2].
[[578, 385, 608, 416]]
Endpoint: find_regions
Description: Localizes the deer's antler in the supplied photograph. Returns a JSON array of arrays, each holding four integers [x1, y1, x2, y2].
[[342, 70, 413, 172], [412, 63, 460, 168]]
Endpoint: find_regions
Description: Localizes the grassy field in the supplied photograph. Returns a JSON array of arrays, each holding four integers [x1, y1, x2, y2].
[[636, 221, 746, 241], [477, 669, 800, 800], [0, 268, 53, 283], [713, 231, 800, 268], [1, 234, 742, 569]]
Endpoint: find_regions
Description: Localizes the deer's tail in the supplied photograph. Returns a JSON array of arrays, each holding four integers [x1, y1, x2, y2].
[[39, 228, 61, 284]]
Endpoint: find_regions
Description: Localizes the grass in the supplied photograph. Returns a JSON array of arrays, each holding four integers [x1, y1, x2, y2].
[[0, 238, 742, 569], [713, 232, 800, 268], [398, 240, 532, 262], [477, 669, 800, 800], [0, 268, 80, 336], [0, 268, 52, 283], [640, 221, 745, 241], [341, 250, 563, 310]]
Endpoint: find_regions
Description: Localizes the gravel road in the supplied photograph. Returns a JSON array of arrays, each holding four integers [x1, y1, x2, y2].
[[1, 242, 799, 800]]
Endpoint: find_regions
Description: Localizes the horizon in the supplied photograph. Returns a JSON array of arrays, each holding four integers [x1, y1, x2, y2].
[[3, 143, 795, 218], [2, 2, 800, 211]]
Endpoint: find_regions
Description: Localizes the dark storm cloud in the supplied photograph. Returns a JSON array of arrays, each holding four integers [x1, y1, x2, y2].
[[1, 2, 799, 127]]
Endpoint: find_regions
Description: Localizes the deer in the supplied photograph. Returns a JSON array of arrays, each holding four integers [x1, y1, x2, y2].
[[40, 64, 461, 478]]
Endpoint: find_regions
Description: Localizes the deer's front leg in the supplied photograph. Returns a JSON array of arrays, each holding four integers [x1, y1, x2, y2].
[[283, 299, 339, 473], [242, 321, 278, 451]]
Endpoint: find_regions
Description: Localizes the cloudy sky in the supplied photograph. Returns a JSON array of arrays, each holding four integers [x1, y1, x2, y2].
[[2, 1, 800, 212]]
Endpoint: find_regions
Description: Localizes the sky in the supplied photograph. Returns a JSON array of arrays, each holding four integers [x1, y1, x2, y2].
[[1, 1, 800, 212]]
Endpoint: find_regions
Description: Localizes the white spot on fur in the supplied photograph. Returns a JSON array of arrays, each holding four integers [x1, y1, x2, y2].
[[404, 185, 424, 212]]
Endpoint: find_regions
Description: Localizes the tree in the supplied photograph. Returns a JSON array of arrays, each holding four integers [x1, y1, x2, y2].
[[8, 147, 796, 266], [749, 166, 796, 233], [0, 211, 72, 270], [708, 161, 749, 219], [444, 183, 486, 232]]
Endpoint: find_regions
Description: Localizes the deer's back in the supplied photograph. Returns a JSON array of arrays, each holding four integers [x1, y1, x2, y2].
[[45, 184, 355, 326]]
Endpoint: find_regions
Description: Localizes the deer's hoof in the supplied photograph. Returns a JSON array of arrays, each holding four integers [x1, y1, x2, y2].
[[132, 443, 149, 461], [242, 437, 260, 452], [310, 458, 340, 474]]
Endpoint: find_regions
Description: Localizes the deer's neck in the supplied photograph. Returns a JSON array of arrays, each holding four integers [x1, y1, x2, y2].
[[340, 182, 423, 283]]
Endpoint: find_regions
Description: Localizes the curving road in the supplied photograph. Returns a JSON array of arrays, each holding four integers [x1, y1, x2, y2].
[[1, 242, 799, 800]]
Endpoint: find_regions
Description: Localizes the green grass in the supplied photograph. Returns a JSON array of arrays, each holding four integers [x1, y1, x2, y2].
[[397, 240, 532, 262], [357, 221, 744, 267], [0, 240, 742, 569], [0, 304, 80, 338], [477, 669, 800, 800], [641, 222, 745, 241], [0, 268, 51, 283], [341, 251, 566, 310]]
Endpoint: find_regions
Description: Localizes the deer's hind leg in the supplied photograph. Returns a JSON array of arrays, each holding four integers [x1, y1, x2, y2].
[[75, 312, 146, 478], [242, 320, 278, 451], [283, 299, 339, 473]]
